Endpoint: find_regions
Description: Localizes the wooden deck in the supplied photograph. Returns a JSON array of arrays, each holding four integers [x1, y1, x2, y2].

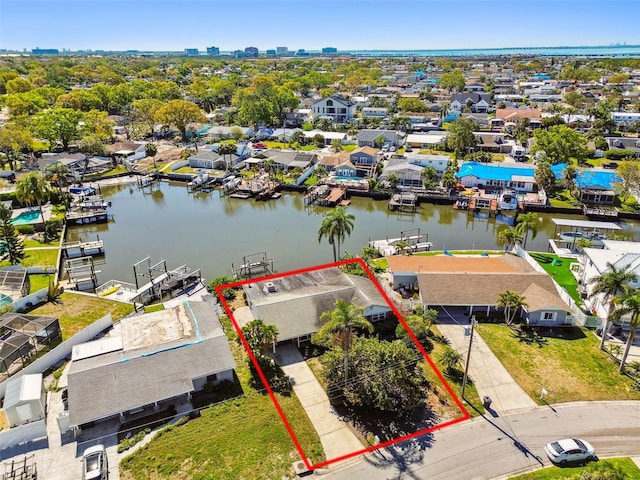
[[319, 188, 346, 207]]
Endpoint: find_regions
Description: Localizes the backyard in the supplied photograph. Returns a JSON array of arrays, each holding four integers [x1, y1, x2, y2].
[[120, 316, 325, 480], [529, 252, 583, 308], [477, 324, 640, 404]]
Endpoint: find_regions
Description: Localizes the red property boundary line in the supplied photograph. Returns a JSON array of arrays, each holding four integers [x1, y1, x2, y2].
[[216, 258, 470, 471]]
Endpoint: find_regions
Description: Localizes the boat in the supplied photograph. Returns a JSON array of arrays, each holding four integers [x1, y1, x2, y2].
[[69, 186, 96, 196], [559, 230, 606, 246], [498, 189, 519, 210]]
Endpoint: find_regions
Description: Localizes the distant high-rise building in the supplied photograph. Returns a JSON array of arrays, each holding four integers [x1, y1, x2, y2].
[[296, 49, 309, 57], [276, 46, 288, 55], [233, 50, 245, 58], [31, 48, 59, 55], [322, 47, 337, 54], [184, 48, 199, 56], [206, 46, 220, 55], [266, 49, 276, 57], [244, 46, 259, 57]]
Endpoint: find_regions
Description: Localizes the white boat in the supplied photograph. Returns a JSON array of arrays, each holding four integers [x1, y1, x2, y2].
[[559, 230, 606, 246], [498, 189, 519, 210]]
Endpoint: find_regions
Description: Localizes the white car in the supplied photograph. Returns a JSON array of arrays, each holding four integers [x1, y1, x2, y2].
[[82, 444, 109, 480], [544, 438, 596, 464]]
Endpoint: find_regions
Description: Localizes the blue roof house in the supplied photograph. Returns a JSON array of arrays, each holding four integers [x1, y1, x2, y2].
[[553, 164, 620, 205], [456, 162, 538, 192]]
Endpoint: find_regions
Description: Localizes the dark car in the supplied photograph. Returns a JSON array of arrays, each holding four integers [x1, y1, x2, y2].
[[603, 162, 618, 169]]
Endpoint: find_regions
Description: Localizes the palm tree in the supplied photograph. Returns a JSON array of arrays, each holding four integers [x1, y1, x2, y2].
[[497, 226, 523, 253], [15, 171, 50, 225], [515, 212, 539, 249], [611, 288, 640, 373], [44, 162, 71, 191], [588, 263, 637, 351], [496, 290, 527, 326], [241, 319, 279, 354], [145, 143, 158, 170], [218, 142, 237, 170], [317, 206, 355, 262], [439, 346, 463, 374], [318, 299, 374, 383]]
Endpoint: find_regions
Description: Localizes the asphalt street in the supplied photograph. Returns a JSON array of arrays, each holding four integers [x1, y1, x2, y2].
[[323, 401, 640, 480]]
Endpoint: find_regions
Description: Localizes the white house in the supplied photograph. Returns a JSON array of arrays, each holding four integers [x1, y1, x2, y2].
[[361, 107, 388, 118], [612, 112, 640, 123], [106, 141, 147, 162], [311, 95, 357, 124], [406, 154, 451, 176]]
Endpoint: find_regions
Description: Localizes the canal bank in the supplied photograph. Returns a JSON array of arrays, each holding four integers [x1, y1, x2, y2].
[[64, 177, 640, 288]]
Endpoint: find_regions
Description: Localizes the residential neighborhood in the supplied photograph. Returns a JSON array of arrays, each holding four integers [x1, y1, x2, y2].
[[2, 34, 640, 480]]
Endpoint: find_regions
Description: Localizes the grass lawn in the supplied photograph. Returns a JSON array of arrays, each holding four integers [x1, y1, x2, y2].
[[510, 458, 640, 479], [528, 253, 583, 308], [120, 317, 324, 480], [29, 274, 54, 293], [477, 324, 640, 404], [30, 292, 134, 340], [548, 189, 580, 208]]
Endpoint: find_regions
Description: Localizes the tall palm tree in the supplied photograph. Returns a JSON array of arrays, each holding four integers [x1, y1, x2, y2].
[[497, 226, 523, 253], [15, 171, 50, 224], [317, 206, 355, 262], [515, 212, 539, 249], [588, 263, 637, 351], [612, 288, 640, 373], [241, 319, 279, 354], [145, 143, 158, 170], [44, 162, 71, 191], [496, 290, 527, 326], [318, 299, 374, 383]]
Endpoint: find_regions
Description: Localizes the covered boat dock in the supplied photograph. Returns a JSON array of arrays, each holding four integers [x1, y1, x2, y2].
[[548, 218, 622, 257]]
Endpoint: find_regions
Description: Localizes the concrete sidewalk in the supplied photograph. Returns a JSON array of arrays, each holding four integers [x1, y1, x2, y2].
[[276, 344, 364, 466], [438, 323, 537, 413]]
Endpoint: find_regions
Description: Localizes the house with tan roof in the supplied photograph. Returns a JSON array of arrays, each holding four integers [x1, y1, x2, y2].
[[387, 254, 572, 326], [491, 108, 542, 130]]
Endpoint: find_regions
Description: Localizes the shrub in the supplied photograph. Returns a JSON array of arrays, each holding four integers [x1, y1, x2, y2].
[[605, 149, 636, 160], [16, 225, 35, 235]]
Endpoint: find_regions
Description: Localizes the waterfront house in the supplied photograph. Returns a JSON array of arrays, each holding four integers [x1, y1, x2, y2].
[[349, 146, 379, 178], [106, 141, 146, 163], [252, 150, 317, 172], [473, 132, 513, 154], [377, 159, 424, 188], [387, 255, 572, 326], [188, 150, 226, 170], [361, 107, 389, 118], [67, 299, 235, 430], [553, 164, 620, 205], [456, 161, 537, 192], [406, 154, 451, 176], [242, 267, 392, 349], [311, 95, 357, 124], [357, 129, 404, 148]]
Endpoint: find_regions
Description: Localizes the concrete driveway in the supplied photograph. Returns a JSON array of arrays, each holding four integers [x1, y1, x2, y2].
[[276, 344, 364, 466]]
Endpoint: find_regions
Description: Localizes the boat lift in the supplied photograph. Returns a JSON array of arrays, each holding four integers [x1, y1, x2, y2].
[[232, 252, 275, 279]]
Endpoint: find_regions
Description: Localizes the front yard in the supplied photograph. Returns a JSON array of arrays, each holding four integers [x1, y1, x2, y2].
[[477, 324, 640, 404], [510, 458, 640, 479]]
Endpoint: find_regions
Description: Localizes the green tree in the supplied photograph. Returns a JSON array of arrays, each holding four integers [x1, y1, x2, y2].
[[446, 117, 478, 158], [613, 161, 640, 202], [612, 288, 640, 374], [439, 346, 463, 374], [496, 290, 527, 326], [31, 107, 85, 150], [330, 138, 343, 152], [46, 278, 64, 305], [441, 170, 458, 192], [15, 171, 50, 224], [515, 212, 539, 249], [317, 299, 374, 383], [241, 319, 279, 354], [0, 203, 25, 265], [155, 100, 207, 142], [206, 275, 237, 300], [317, 206, 355, 262], [535, 160, 556, 193], [589, 263, 638, 350], [145, 143, 158, 170], [438, 71, 466, 92], [45, 162, 72, 191], [397, 98, 428, 113], [0, 123, 34, 170], [5, 77, 33, 94], [497, 226, 523, 253], [131, 99, 163, 137], [532, 125, 588, 165], [218, 142, 237, 170], [422, 166, 438, 182], [320, 336, 422, 411]]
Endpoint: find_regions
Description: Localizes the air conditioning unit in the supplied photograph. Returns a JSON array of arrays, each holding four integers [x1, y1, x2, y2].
[[266, 282, 276, 293]]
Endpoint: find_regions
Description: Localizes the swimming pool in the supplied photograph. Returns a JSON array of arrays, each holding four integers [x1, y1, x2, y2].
[[12, 210, 41, 225]]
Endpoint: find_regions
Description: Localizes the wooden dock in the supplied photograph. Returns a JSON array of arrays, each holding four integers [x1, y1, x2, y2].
[[137, 172, 160, 188], [583, 205, 619, 219], [319, 188, 347, 207], [304, 185, 330, 205], [388, 192, 417, 212]]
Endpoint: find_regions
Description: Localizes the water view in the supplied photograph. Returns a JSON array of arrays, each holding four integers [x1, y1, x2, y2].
[[65, 181, 640, 286]]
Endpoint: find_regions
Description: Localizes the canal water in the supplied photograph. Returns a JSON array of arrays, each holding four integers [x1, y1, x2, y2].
[[64, 182, 640, 286]]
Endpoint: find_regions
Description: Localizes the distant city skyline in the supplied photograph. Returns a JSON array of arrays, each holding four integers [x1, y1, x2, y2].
[[1, 0, 639, 53]]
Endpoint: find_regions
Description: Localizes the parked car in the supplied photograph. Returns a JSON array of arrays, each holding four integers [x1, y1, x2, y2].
[[82, 444, 108, 480], [603, 162, 618, 169], [405, 145, 413, 152], [544, 438, 596, 465]]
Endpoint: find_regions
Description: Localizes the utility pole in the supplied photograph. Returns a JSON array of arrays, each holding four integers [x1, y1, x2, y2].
[[461, 315, 477, 400]]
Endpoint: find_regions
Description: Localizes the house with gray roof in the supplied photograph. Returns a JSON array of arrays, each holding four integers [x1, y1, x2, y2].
[[357, 129, 404, 148], [66, 298, 235, 429], [605, 136, 640, 158], [378, 158, 424, 188], [450, 92, 492, 113], [311, 95, 356, 124], [243, 267, 392, 348]]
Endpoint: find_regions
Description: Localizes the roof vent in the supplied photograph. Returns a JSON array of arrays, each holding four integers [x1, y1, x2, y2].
[[266, 282, 276, 293]]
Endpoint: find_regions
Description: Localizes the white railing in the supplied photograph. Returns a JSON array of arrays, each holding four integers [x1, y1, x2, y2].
[[95, 280, 137, 295], [0, 419, 46, 451]]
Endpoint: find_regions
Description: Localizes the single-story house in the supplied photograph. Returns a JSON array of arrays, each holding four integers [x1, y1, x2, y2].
[[387, 254, 572, 326], [318, 151, 352, 173], [378, 159, 424, 188], [456, 161, 537, 192], [605, 136, 640, 158], [303, 130, 348, 146], [243, 267, 392, 347], [406, 154, 451, 176], [67, 299, 236, 430], [188, 150, 226, 170], [106, 141, 146, 162], [552, 164, 620, 205], [250, 150, 317, 172], [405, 132, 447, 149], [3, 373, 46, 427], [361, 107, 388, 118], [491, 108, 542, 129], [357, 129, 404, 148], [473, 133, 513, 154]]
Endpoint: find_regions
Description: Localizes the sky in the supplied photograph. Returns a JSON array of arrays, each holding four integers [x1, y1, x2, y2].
[[1, 0, 640, 52]]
